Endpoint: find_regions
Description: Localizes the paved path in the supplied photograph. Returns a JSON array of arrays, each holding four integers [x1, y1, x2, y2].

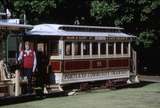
[[139, 75, 160, 82], [1, 83, 160, 108]]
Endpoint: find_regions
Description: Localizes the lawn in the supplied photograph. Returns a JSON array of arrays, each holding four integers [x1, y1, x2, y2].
[[1, 82, 160, 108]]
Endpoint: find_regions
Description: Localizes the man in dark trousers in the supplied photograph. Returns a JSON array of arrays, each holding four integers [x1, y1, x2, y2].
[[36, 46, 49, 96], [18, 41, 37, 94]]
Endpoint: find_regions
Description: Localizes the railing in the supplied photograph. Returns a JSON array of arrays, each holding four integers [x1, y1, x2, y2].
[[0, 12, 6, 16]]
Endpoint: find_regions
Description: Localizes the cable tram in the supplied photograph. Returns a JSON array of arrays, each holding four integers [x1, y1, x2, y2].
[[24, 24, 137, 91]]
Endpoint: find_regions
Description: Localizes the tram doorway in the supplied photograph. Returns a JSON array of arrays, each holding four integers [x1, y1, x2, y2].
[[19, 39, 51, 94]]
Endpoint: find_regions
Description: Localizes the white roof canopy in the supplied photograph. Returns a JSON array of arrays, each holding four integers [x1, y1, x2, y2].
[[0, 23, 33, 30], [27, 24, 135, 38], [0, 13, 6, 16]]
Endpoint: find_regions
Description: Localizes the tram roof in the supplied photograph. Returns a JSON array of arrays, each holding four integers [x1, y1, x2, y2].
[[0, 13, 6, 16], [27, 24, 135, 37], [0, 23, 33, 30]]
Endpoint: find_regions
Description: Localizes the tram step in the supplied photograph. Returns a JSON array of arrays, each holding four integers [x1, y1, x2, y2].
[[47, 84, 63, 92]]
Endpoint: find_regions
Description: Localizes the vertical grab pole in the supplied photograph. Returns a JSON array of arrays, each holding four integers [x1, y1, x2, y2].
[[15, 69, 20, 96]]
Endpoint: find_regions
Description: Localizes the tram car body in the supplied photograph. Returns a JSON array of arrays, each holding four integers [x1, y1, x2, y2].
[[26, 24, 137, 88]]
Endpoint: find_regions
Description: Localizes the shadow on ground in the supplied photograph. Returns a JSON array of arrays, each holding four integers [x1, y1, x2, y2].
[[0, 92, 66, 106], [0, 81, 156, 106], [112, 81, 155, 90]]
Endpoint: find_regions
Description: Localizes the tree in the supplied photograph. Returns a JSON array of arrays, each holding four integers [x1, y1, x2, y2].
[[13, 0, 56, 24], [2, 0, 160, 48], [138, 31, 155, 48], [0, 2, 4, 12], [13, 0, 90, 25], [90, 0, 119, 25], [54, 0, 90, 24], [90, 0, 160, 48]]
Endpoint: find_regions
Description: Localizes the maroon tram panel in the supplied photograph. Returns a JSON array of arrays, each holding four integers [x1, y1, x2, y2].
[[51, 58, 130, 73], [108, 59, 129, 68], [64, 60, 90, 70], [92, 60, 107, 68], [50, 61, 61, 72]]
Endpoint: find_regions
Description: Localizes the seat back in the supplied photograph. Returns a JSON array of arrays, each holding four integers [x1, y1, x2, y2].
[[0, 60, 10, 81]]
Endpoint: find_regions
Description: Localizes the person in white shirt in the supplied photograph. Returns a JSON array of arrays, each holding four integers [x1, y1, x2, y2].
[[18, 41, 37, 94]]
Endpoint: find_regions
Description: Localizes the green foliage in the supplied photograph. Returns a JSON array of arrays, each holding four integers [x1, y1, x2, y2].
[[138, 0, 160, 22], [90, 0, 119, 25], [13, 0, 56, 24], [138, 31, 155, 48], [1, 0, 159, 48], [0, 2, 4, 12], [90, 0, 160, 48]]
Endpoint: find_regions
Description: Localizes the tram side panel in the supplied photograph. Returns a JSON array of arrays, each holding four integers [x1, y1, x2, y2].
[[50, 58, 131, 85]]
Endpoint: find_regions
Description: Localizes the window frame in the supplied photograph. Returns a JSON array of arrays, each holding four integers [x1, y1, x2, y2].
[[48, 40, 59, 56], [83, 42, 90, 55], [123, 42, 129, 54], [65, 42, 72, 56], [116, 42, 121, 54], [74, 42, 81, 56], [92, 42, 98, 55], [100, 42, 106, 55], [108, 42, 114, 55]]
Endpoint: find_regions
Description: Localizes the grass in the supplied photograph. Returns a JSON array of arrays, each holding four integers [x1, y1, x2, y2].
[[1, 82, 160, 108]]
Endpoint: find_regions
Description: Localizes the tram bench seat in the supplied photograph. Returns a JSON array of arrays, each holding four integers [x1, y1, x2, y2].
[[0, 60, 27, 96], [0, 85, 9, 97]]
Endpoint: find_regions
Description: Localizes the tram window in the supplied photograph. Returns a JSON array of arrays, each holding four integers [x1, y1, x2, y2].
[[100, 43, 106, 55], [123, 42, 128, 54], [74, 42, 81, 55], [108, 42, 114, 54], [83, 42, 90, 55], [65, 42, 72, 56], [92, 42, 98, 55], [48, 40, 59, 55], [116, 42, 121, 54]]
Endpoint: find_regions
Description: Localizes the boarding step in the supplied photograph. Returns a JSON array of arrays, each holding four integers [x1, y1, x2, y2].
[[47, 84, 63, 93]]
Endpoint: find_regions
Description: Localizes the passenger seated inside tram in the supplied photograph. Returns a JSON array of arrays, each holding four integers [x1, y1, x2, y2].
[[74, 42, 81, 55], [65, 43, 72, 55]]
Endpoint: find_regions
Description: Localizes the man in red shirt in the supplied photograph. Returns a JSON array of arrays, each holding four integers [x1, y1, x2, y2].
[[18, 41, 37, 94]]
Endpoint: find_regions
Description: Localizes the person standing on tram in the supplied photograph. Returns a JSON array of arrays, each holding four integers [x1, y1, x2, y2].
[[36, 46, 49, 96], [18, 41, 37, 94]]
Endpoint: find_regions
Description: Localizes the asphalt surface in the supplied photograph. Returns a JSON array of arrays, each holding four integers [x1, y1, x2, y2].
[[139, 75, 160, 83]]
